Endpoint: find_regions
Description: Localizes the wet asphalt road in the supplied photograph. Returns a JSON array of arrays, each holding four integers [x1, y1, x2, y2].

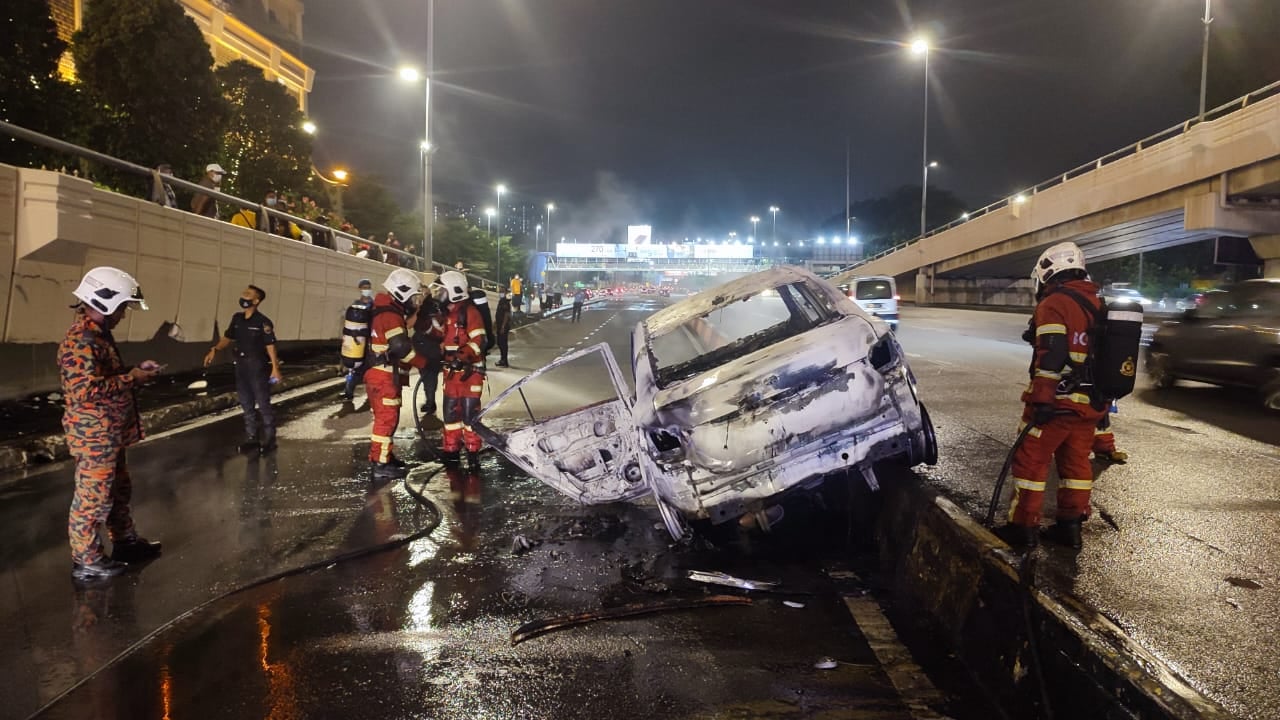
[[1, 299, 958, 720], [895, 306, 1280, 720]]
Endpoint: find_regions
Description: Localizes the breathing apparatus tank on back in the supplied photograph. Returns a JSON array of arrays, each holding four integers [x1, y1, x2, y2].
[[340, 300, 373, 369]]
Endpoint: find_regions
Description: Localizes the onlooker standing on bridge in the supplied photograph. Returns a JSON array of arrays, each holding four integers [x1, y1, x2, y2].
[[571, 288, 587, 322], [61, 267, 163, 583], [149, 163, 177, 208], [204, 285, 282, 454], [191, 163, 226, 218], [999, 242, 1106, 550], [494, 292, 512, 368]]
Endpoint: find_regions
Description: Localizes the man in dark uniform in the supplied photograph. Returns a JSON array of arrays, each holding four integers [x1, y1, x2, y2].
[[204, 285, 283, 453]]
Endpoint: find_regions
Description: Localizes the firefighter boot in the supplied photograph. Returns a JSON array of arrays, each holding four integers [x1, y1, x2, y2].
[[1043, 517, 1084, 550], [71, 557, 127, 583], [371, 461, 409, 481], [112, 536, 163, 563], [993, 523, 1039, 549], [1094, 448, 1128, 464]]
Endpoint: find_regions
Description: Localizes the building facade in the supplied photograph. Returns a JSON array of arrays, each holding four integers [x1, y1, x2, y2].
[[49, 0, 314, 111]]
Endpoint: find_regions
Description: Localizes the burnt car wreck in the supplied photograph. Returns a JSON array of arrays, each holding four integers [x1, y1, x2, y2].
[[473, 266, 938, 541]]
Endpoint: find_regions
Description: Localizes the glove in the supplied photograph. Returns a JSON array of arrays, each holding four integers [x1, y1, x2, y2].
[[1031, 403, 1056, 427]]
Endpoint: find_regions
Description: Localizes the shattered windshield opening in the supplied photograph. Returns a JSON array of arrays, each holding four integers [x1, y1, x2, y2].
[[649, 281, 837, 388]]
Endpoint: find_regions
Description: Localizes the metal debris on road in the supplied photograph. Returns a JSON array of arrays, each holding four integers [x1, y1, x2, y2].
[[814, 657, 839, 670], [510, 595, 752, 646], [687, 569, 780, 592], [511, 534, 536, 555], [783, 600, 806, 608]]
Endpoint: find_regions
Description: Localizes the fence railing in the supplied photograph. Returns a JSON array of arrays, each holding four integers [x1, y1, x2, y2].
[[831, 78, 1280, 277], [0, 119, 500, 292]]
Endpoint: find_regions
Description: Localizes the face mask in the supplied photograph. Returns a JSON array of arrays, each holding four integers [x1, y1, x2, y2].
[[360, 289, 372, 298], [239, 297, 254, 309], [266, 197, 277, 207]]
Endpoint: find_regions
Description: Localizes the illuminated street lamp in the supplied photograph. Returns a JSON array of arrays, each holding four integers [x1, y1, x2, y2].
[[909, 36, 931, 238], [301, 120, 317, 135]]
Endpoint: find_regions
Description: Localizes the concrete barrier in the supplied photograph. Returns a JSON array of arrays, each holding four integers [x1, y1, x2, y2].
[[0, 164, 430, 399], [873, 467, 1229, 719]]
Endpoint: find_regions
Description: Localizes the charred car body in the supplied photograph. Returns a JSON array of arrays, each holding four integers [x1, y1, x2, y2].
[[473, 266, 938, 541]]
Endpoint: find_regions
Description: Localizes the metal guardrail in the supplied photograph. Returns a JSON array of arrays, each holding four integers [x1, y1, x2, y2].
[[832, 79, 1280, 277], [0, 120, 501, 291], [546, 257, 775, 272]]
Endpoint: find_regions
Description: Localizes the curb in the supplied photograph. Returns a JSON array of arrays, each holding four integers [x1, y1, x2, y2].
[[874, 468, 1230, 719], [0, 367, 342, 474]]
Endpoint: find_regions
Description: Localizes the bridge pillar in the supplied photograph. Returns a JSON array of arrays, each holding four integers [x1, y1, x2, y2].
[[915, 276, 1036, 308], [914, 266, 934, 306], [1249, 235, 1280, 278]]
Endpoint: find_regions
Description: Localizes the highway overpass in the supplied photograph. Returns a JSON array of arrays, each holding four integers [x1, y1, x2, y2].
[[833, 82, 1280, 306]]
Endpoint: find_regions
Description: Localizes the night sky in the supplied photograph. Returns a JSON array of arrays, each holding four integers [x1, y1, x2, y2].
[[301, 0, 1228, 241]]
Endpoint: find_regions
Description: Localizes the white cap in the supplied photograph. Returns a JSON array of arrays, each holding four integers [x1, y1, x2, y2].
[[206, 163, 227, 174]]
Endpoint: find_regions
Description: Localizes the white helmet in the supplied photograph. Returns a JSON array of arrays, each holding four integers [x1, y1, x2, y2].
[[73, 267, 148, 314], [437, 270, 469, 303], [383, 268, 423, 305], [1032, 242, 1086, 288]]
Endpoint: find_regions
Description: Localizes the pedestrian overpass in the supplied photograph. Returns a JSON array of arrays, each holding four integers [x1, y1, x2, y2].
[[833, 82, 1280, 306]]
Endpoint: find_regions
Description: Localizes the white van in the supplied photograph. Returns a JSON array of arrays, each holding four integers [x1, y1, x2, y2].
[[846, 275, 899, 330]]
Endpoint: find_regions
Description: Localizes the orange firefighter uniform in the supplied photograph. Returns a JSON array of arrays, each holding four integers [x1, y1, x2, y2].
[[365, 293, 426, 464], [60, 311, 143, 565], [439, 299, 488, 455], [1008, 278, 1108, 528]]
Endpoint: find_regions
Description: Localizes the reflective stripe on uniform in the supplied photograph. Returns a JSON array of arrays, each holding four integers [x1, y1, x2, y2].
[[467, 342, 482, 355], [1014, 477, 1046, 492], [343, 321, 366, 332], [1109, 310, 1143, 323], [371, 343, 389, 353], [401, 349, 417, 363], [1036, 323, 1067, 336], [384, 327, 405, 339], [1061, 478, 1093, 491], [468, 328, 485, 339], [381, 397, 401, 406], [1094, 428, 1111, 436], [444, 422, 465, 431], [444, 344, 460, 352], [1035, 369, 1062, 380], [470, 385, 483, 393], [1017, 422, 1043, 439], [1055, 392, 1092, 405], [1069, 351, 1088, 363]]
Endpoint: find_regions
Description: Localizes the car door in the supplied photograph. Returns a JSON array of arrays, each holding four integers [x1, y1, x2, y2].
[[1235, 285, 1280, 387], [471, 343, 654, 505], [1182, 289, 1251, 385]]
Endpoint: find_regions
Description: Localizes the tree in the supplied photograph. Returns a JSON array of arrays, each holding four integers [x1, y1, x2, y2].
[[340, 175, 401, 238], [215, 60, 312, 203], [72, 0, 228, 184], [0, 0, 82, 167]]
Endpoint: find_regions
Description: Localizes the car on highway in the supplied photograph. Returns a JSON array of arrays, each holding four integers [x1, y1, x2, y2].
[[473, 265, 938, 541], [1100, 284, 1152, 307], [1146, 279, 1280, 409], [843, 275, 899, 330]]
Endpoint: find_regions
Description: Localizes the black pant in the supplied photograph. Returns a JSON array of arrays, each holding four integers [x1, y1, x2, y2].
[[572, 302, 583, 322], [496, 333, 510, 363], [235, 358, 275, 442], [419, 359, 441, 410]]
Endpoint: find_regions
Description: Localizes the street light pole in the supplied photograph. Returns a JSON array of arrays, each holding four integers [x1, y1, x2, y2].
[[495, 184, 506, 285], [911, 39, 931, 239], [1199, 0, 1213, 120], [546, 203, 555, 253], [750, 216, 759, 242], [769, 206, 779, 243]]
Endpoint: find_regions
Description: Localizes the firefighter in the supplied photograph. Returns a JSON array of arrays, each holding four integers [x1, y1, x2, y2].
[[61, 267, 164, 582], [366, 269, 428, 480], [435, 271, 488, 466], [1092, 414, 1128, 463], [340, 279, 375, 403], [999, 242, 1107, 550]]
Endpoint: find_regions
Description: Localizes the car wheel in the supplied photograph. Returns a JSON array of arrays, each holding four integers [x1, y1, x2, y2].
[[1147, 351, 1177, 390], [1263, 378, 1280, 411], [909, 404, 939, 466]]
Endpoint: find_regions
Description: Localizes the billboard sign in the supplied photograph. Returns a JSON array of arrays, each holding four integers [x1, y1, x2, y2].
[[626, 225, 652, 246]]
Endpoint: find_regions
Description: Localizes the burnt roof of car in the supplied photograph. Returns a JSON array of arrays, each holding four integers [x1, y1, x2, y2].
[[643, 265, 839, 338]]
